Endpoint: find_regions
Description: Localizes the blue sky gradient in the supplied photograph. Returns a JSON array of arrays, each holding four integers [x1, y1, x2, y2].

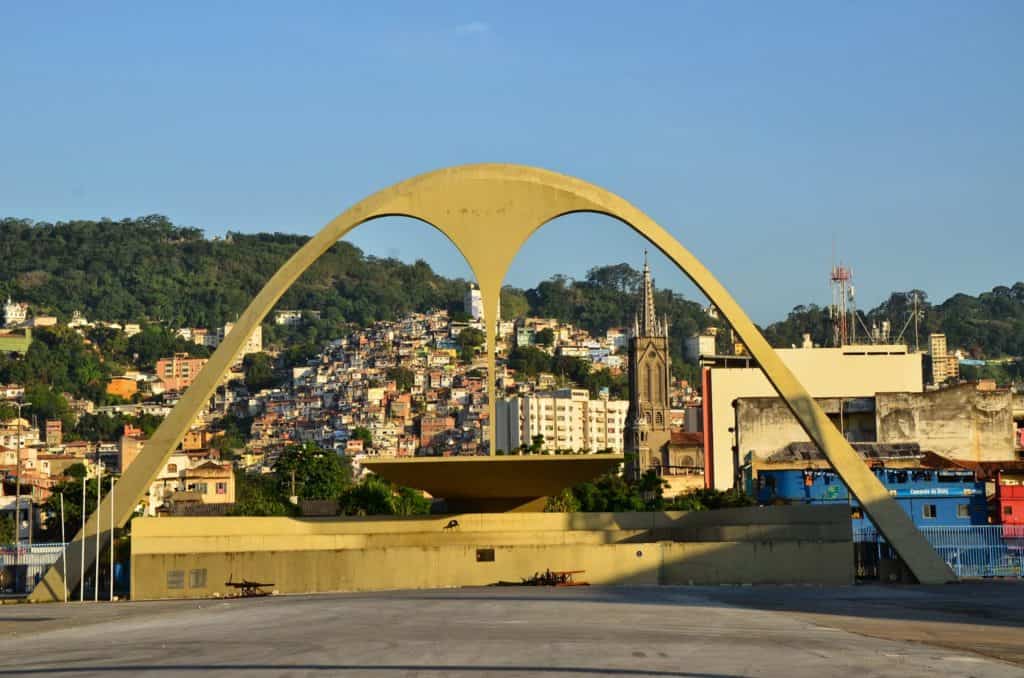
[[1, 2, 1021, 322]]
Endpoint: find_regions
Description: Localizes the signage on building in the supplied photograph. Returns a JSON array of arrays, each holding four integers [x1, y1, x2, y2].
[[887, 487, 976, 498]]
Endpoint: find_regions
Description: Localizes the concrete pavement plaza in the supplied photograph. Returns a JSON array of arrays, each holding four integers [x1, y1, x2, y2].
[[1, 584, 1022, 677]]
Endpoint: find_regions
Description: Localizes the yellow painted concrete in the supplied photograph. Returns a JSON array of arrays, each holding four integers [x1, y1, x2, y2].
[[130, 507, 854, 599], [362, 453, 624, 509], [32, 164, 950, 602]]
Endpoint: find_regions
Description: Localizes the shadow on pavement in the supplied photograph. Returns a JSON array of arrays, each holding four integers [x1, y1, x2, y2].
[[0, 666, 737, 677]]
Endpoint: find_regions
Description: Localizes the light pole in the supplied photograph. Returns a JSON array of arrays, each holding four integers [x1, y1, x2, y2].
[[7, 401, 30, 593], [109, 476, 116, 602], [94, 462, 101, 602]]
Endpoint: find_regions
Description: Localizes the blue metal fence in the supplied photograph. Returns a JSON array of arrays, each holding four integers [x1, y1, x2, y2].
[[854, 526, 1024, 578], [0, 543, 68, 595]]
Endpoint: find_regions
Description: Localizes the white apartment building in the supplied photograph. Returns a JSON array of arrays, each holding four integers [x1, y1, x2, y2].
[[685, 332, 717, 363], [0, 417, 40, 452], [495, 389, 629, 454], [275, 310, 304, 326], [221, 322, 263, 357], [465, 284, 485, 321]]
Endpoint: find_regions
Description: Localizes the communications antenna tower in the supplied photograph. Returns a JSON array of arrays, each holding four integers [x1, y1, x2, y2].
[[830, 263, 854, 347]]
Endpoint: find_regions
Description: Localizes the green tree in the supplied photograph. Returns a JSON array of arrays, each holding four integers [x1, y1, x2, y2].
[[0, 513, 15, 543], [667, 488, 755, 511], [208, 414, 253, 460], [387, 366, 415, 391], [351, 426, 373, 446], [126, 324, 207, 370], [273, 442, 352, 501], [393, 486, 432, 516], [40, 472, 116, 541], [338, 475, 395, 516], [243, 352, 278, 391], [338, 475, 431, 516], [507, 346, 552, 378], [24, 384, 73, 433], [544, 488, 581, 512], [64, 462, 87, 480], [457, 327, 486, 362], [229, 471, 294, 516], [500, 287, 530, 320], [71, 412, 164, 443], [535, 327, 555, 347]]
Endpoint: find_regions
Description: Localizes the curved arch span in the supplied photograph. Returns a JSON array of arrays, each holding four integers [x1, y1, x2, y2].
[[30, 164, 952, 601]]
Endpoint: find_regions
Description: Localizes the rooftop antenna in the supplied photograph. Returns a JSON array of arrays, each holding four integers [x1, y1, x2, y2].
[[913, 292, 921, 353], [829, 253, 852, 347], [894, 291, 923, 351]]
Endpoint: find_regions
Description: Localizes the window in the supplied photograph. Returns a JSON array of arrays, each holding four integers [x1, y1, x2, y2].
[[957, 504, 970, 519], [922, 504, 937, 519], [167, 464, 177, 473], [189, 568, 207, 588], [189, 482, 209, 494], [1005, 506, 1014, 516], [216, 482, 227, 495], [166, 570, 185, 589]]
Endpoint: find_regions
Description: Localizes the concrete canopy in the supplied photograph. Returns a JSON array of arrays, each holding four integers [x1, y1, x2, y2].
[[363, 454, 625, 512], [30, 163, 953, 602]]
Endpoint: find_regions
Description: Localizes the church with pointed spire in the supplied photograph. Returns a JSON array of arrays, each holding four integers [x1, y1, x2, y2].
[[625, 252, 673, 480]]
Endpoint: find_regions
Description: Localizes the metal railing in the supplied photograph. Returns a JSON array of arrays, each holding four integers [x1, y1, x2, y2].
[[854, 526, 1024, 579], [1, 543, 69, 595]]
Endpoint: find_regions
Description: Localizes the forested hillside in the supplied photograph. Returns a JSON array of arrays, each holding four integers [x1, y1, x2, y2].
[[763, 286, 1024, 360], [0, 217, 727, 376], [501, 264, 729, 378], [3, 216, 1021, 369], [0, 216, 470, 330]]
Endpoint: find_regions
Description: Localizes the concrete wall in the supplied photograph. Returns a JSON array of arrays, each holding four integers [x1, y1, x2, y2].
[[131, 505, 853, 600], [876, 386, 1016, 462], [735, 397, 876, 463], [709, 347, 923, 489]]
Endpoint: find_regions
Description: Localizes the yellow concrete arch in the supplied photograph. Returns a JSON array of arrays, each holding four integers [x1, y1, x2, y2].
[[29, 164, 952, 601]]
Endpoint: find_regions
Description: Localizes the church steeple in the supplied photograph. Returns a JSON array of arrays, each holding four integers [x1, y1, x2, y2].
[[625, 250, 673, 480], [636, 251, 664, 338]]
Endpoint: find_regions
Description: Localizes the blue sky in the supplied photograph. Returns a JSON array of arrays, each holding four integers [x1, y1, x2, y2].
[[1, 2, 1021, 323]]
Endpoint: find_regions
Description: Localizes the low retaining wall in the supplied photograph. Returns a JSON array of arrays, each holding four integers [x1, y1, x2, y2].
[[131, 505, 853, 599]]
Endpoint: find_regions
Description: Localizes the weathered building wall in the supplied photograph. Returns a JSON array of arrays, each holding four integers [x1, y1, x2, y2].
[[735, 398, 813, 462], [735, 397, 876, 464], [131, 506, 853, 600], [876, 386, 1015, 462], [708, 347, 922, 489]]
